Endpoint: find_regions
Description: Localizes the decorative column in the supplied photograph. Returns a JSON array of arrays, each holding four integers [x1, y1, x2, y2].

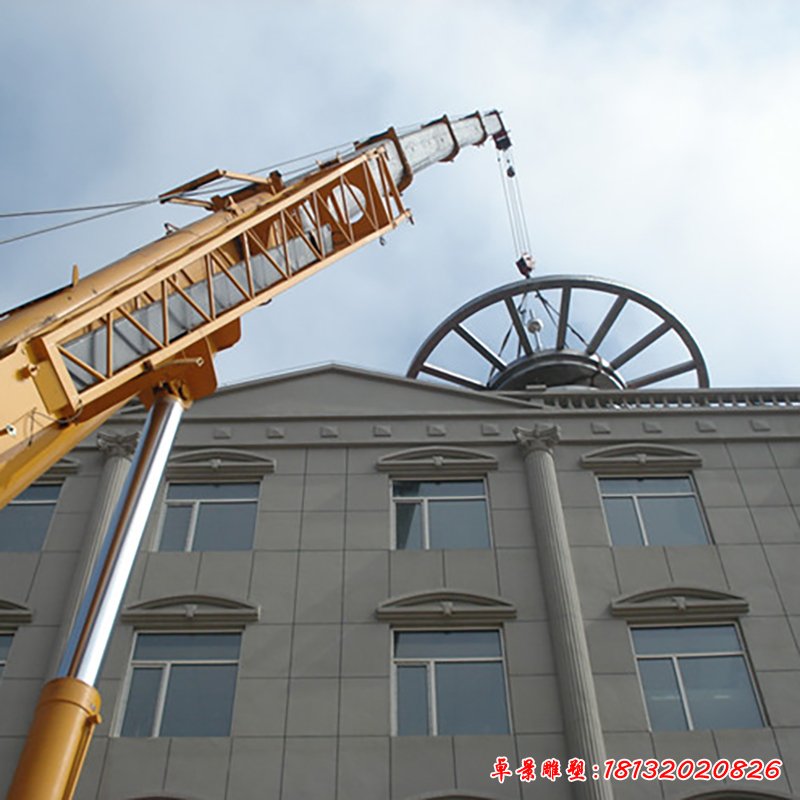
[[93, 432, 141, 536], [513, 425, 612, 800], [50, 431, 139, 676]]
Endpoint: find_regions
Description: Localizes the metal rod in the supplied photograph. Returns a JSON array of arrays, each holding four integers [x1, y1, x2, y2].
[[57, 392, 185, 686], [585, 295, 626, 355], [454, 324, 507, 370], [609, 320, 671, 370], [504, 297, 534, 357], [555, 287, 571, 350]]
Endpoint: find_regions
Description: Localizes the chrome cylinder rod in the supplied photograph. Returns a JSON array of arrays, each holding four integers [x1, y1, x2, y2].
[[57, 393, 185, 686]]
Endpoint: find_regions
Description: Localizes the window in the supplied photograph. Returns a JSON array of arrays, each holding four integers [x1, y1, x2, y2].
[[0, 634, 12, 678], [393, 630, 510, 735], [599, 477, 708, 546], [119, 632, 240, 736], [0, 484, 60, 552], [633, 625, 763, 731], [392, 480, 490, 549], [158, 483, 258, 551]]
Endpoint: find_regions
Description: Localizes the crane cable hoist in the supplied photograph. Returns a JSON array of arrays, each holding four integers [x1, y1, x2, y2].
[[4, 110, 512, 800]]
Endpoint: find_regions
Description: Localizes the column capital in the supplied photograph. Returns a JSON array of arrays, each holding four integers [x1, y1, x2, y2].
[[513, 424, 561, 455], [97, 431, 139, 460]]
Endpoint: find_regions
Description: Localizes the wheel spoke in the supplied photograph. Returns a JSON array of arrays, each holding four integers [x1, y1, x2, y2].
[[556, 287, 571, 350], [454, 324, 507, 370], [419, 363, 486, 389], [626, 360, 697, 389], [610, 320, 671, 369], [504, 297, 534, 356], [586, 295, 627, 355]]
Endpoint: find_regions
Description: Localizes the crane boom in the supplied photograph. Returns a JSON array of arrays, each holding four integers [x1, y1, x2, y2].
[[0, 110, 508, 507]]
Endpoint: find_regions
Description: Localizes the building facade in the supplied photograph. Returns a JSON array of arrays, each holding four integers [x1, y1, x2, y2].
[[1, 364, 799, 799]]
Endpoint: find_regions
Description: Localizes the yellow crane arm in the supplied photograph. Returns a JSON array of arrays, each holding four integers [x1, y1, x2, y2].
[[0, 110, 508, 507]]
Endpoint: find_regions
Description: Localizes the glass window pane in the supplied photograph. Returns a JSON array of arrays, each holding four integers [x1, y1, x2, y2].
[[632, 626, 740, 656], [167, 483, 259, 500], [134, 632, 241, 661], [159, 504, 192, 551], [192, 502, 256, 551], [0, 634, 12, 676], [121, 667, 162, 737], [396, 503, 423, 549], [428, 499, 490, 549], [436, 661, 509, 734], [393, 481, 423, 498], [17, 485, 61, 502], [0, 504, 54, 551], [680, 655, 763, 729], [396, 630, 501, 659], [600, 477, 693, 495], [396, 665, 429, 735], [160, 663, 237, 736], [639, 496, 707, 546], [602, 497, 643, 546], [638, 658, 688, 731], [393, 480, 484, 498]]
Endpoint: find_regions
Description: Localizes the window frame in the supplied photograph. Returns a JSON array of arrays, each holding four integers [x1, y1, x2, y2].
[[598, 474, 710, 547], [390, 626, 511, 736], [630, 622, 765, 732], [0, 632, 13, 678], [390, 478, 493, 551], [154, 481, 261, 552], [0, 482, 62, 552], [114, 629, 241, 737]]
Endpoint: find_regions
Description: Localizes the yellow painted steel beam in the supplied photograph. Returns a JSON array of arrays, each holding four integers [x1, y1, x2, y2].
[[0, 149, 407, 507], [7, 678, 101, 800]]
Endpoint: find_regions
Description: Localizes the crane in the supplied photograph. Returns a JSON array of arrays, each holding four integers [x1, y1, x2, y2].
[[4, 110, 511, 799]]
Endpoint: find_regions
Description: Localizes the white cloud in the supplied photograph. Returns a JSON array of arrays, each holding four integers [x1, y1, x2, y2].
[[2, 0, 798, 389]]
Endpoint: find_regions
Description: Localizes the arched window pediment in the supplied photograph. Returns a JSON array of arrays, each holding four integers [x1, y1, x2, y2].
[[0, 599, 33, 625], [679, 790, 795, 800], [376, 589, 516, 624], [43, 456, 81, 478], [611, 586, 748, 622], [403, 792, 511, 800], [166, 448, 275, 480], [121, 594, 259, 627], [124, 796, 200, 800], [581, 443, 702, 473], [377, 446, 498, 477]]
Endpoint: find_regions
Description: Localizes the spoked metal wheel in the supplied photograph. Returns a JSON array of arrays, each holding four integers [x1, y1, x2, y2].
[[407, 276, 709, 390]]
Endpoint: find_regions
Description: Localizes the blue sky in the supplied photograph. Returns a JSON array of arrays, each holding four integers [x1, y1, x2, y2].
[[2, 1, 799, 389]]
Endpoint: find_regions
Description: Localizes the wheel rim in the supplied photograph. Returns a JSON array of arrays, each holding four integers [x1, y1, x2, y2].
[[406, 276, 709, 390]]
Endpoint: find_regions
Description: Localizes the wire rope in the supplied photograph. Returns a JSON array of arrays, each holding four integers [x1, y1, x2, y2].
[[0, 201, 157, 246]]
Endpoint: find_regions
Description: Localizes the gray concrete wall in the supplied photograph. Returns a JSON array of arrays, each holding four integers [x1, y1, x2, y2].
[[0, 368, 798, 800]]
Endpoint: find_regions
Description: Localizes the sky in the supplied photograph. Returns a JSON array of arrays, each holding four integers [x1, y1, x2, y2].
[[1, 1, 799, 391]]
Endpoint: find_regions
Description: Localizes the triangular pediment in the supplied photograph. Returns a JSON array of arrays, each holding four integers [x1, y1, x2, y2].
[[377, 446, 497, 476], [611, 586, 748, 622], [167, 448, 275, 479], [581, 443, 702, 473], [0, 599, 33, 625], [121, 594, 260, 627], [376, 590, 516, 624], [182, 364, 530, 419]]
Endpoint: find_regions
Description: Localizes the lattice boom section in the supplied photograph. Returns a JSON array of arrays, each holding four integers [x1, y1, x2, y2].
[[39, 151, 406, 412]]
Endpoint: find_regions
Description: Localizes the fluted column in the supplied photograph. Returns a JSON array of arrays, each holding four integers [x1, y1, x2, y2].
[[514, 425, 612, 800], [50, 431, 139, 677]]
